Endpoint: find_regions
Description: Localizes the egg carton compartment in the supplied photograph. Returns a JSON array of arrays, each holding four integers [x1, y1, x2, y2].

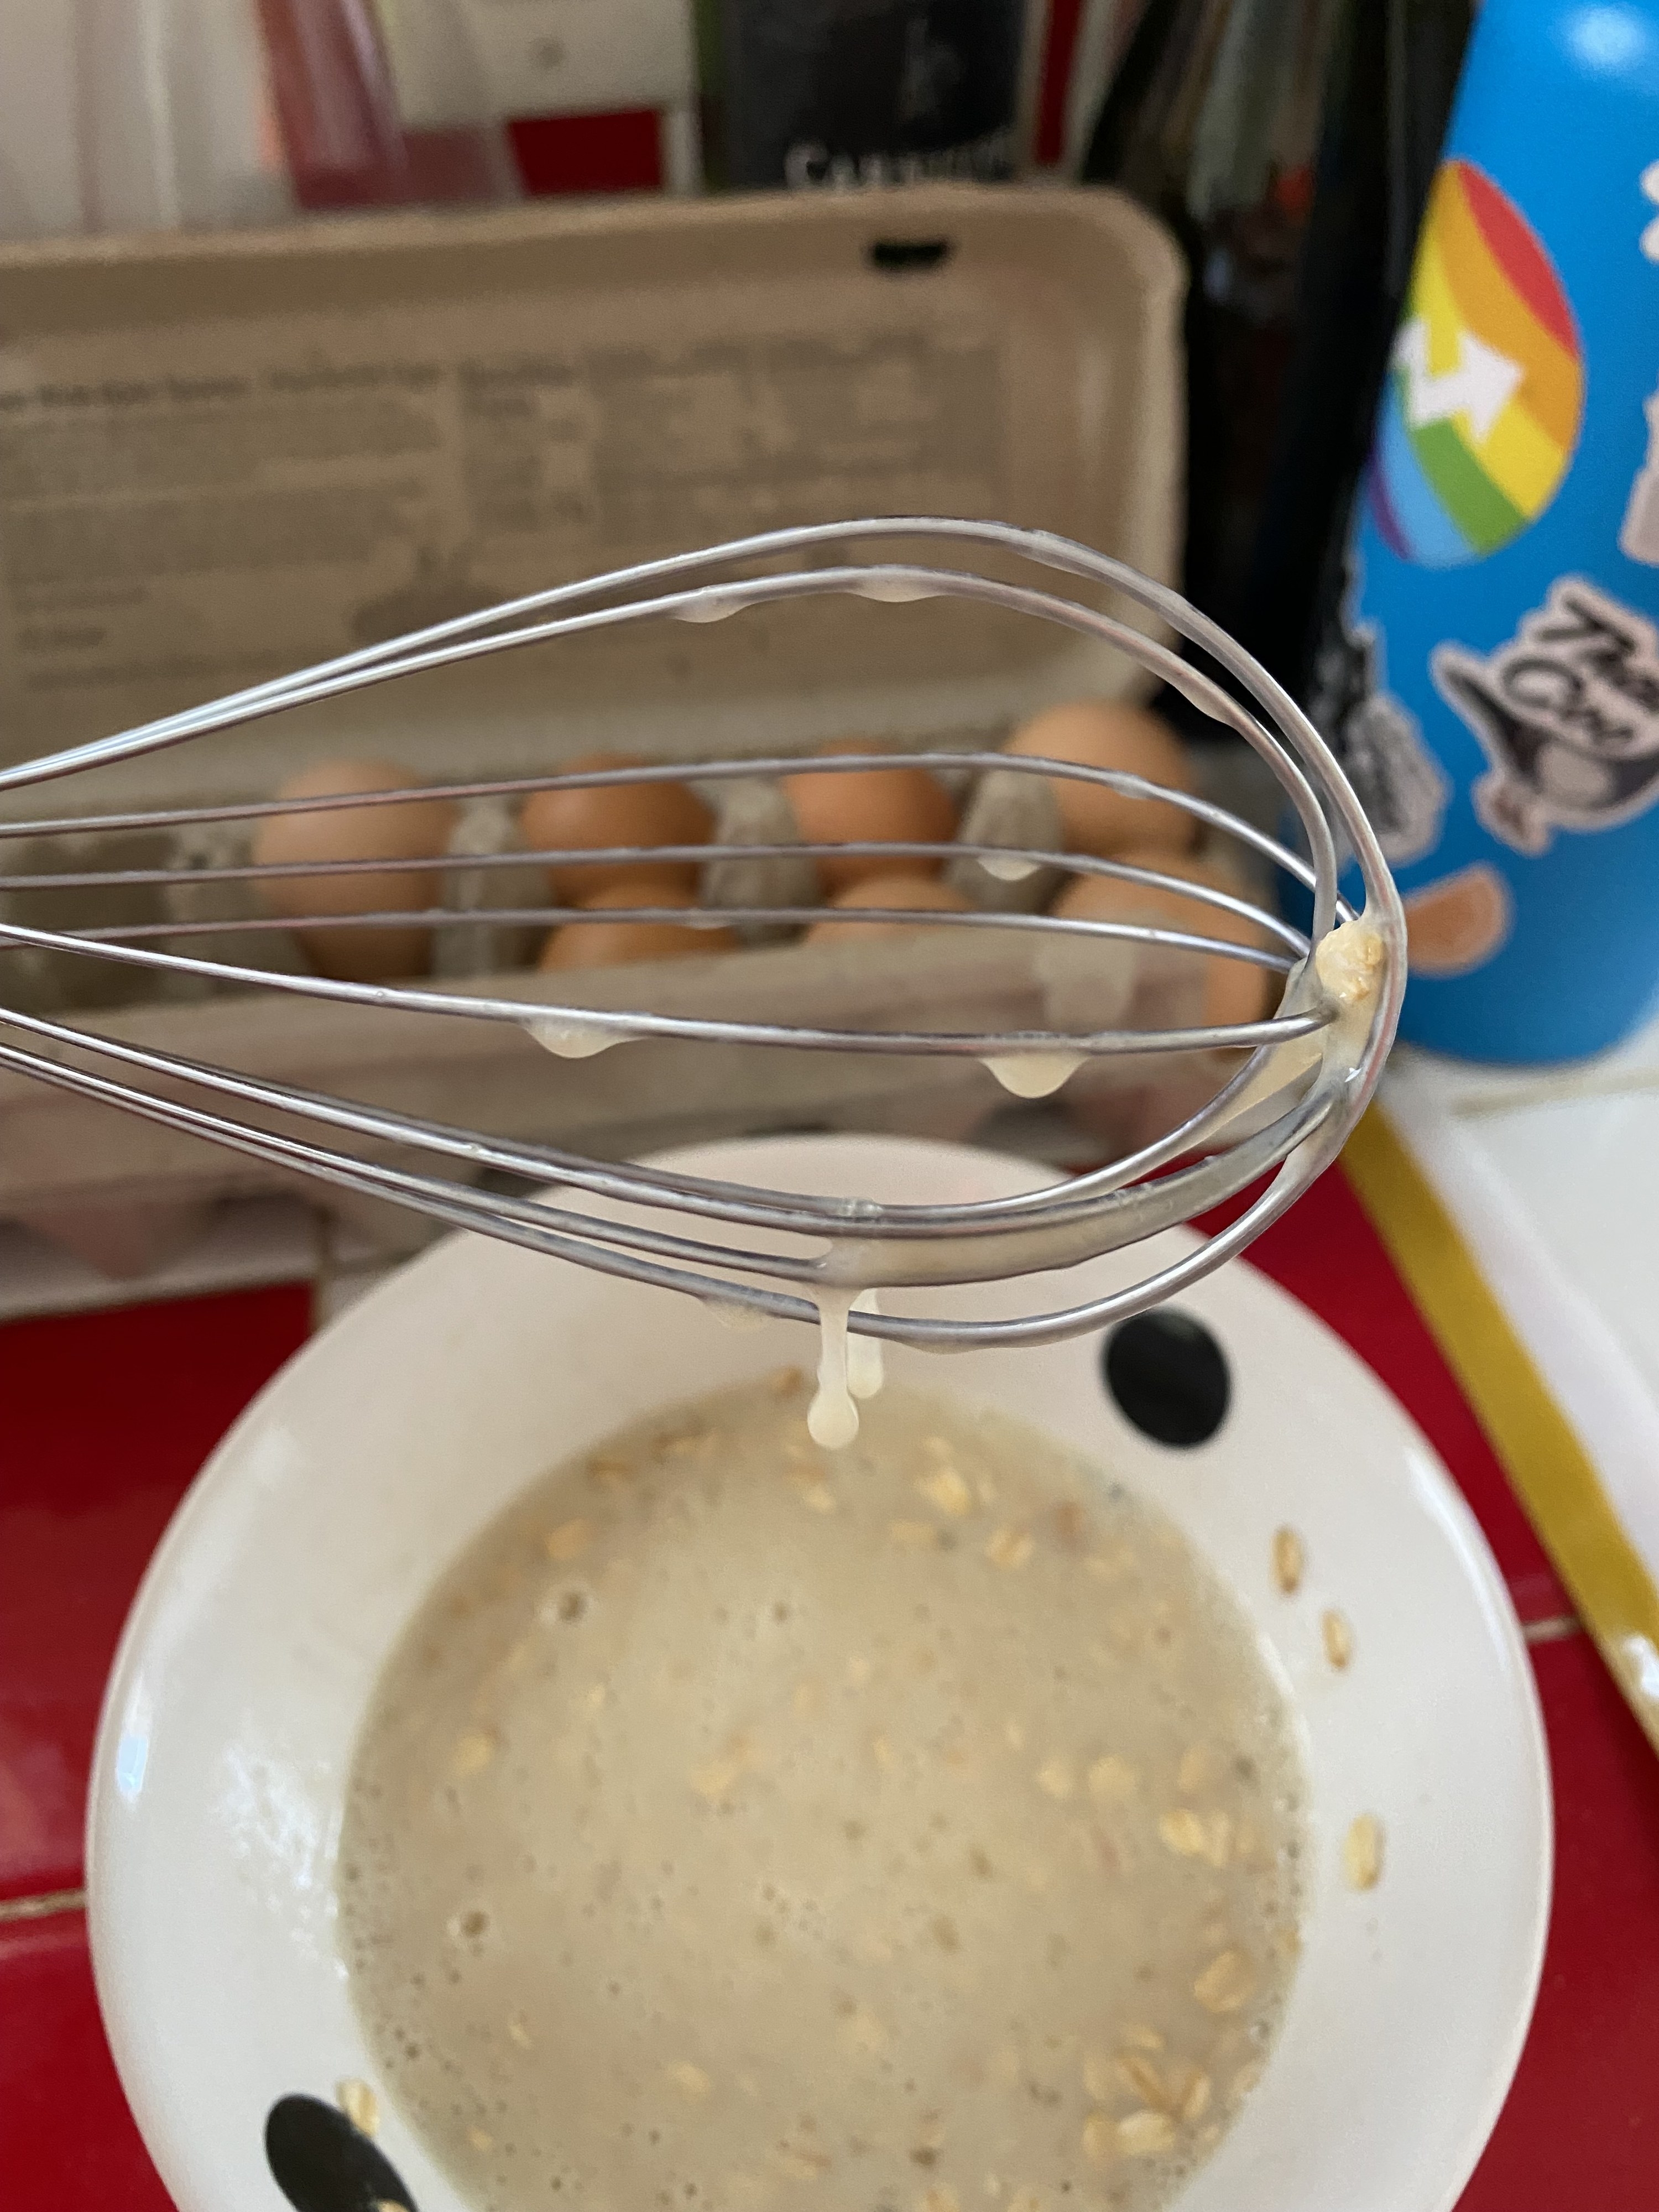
[[0, 731, 1280, 1274]]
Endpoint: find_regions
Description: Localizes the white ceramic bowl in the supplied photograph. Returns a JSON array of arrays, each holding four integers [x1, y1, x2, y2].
[[88, 1136, 1551, 2212]]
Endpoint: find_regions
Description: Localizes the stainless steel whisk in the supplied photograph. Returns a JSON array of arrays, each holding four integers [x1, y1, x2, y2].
[[0, 518, 1404, 1348]]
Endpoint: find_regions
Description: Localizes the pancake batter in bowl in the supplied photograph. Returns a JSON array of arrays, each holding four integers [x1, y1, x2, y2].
[[337, 1373, 1306, 2212]]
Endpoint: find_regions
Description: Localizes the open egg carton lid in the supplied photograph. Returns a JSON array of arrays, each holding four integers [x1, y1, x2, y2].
[[0, 182, 1249, 1284], [0, 182, 1184, 810]]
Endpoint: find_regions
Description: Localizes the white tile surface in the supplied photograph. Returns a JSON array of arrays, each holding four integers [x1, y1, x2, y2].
[[1383, 1055, 1659, 1619], [1386, 1003, 1659, 1412], [1395, 1005, 1659, 1119], [1458, 1088, 1659, 1404]]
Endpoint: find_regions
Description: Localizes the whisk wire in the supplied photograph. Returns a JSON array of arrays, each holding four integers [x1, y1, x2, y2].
[[0, 537, 1342, 926], [0, 518, 1402, 1347], [0, 1009, 1333, 1338]]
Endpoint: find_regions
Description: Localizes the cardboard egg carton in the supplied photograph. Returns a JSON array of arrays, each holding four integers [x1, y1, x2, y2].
[[0, 181, 1218, 1279]]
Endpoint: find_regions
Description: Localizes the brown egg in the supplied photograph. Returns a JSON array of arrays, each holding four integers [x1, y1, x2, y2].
[[521, 754, 712, 904], [1052, 848, 1277, 1029], [538, 879, 737, 969], [252, 759, 456, 982], [782, 742, 956, 893], [804, 872, 973, 945], [1006, 701, 1197, 857]]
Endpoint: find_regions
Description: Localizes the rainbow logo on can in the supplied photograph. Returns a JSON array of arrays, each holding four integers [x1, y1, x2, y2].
[[1369, 159, 1583, 568]]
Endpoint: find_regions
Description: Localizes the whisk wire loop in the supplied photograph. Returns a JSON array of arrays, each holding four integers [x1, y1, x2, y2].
[[0, 518, 1402, 1347]]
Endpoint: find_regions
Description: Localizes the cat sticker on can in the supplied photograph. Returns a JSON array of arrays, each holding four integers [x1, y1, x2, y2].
[[1433, 578, 1659, 854], [1620, 160, 1659, 562], [1310, 565, 1452, 867]]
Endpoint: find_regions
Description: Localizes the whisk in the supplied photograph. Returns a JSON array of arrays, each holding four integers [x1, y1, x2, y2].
[[0, 517, 1403, 1372]]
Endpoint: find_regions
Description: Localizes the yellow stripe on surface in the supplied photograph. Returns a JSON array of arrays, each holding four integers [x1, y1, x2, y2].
[[1343, 1108, 1659, 1755]]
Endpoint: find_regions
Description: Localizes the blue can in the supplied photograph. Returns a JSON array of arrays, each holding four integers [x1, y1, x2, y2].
[[1319, 0, 1659, 1061]]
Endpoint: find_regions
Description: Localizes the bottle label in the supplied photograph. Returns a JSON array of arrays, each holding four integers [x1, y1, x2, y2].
[[1432, 577, 1659, 854], [721, 0, 1027, 190]]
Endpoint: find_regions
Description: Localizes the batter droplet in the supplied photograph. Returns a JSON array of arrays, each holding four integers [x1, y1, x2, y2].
[[982, 1052, 1086, 1099], [526, 1019, 626, 1060], [807, 1291, 860, 1450]]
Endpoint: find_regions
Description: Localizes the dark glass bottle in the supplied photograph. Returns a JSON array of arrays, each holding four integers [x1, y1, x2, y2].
[[1083, 0, 1470, 691], [1250, 0, 1473, 692], [707, 0, 1029, 192]]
